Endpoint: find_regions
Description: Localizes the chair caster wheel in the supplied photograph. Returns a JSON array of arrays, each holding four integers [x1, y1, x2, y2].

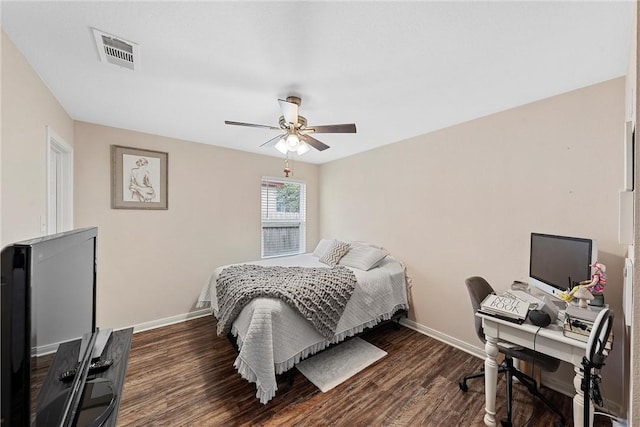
[[500, 418, 512, 427], [458, 381, 468, 392]]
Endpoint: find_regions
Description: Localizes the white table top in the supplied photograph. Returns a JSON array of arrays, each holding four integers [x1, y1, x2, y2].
[[477, 312, 588, 366]]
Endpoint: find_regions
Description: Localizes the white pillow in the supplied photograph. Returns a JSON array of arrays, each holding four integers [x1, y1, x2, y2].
[[339, 245, 388, 271], [313, 238, 336, 258], [320, 240, 351, 266], [348, 240, 385, 250]]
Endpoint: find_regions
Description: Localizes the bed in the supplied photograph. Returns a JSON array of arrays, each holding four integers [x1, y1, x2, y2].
[[196, 240, 410, 404]]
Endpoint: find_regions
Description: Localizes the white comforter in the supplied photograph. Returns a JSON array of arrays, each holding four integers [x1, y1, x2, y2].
[[197, 253, 409, 404]]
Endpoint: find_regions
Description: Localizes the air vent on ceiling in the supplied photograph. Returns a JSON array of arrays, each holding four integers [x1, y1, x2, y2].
[[92, 28, 139, 71]]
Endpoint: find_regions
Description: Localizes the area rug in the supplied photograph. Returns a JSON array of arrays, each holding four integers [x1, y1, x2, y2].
[[296, 337, 387, 392]]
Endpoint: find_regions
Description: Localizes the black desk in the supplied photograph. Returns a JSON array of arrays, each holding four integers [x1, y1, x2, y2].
[[35, 328, 133, 427]]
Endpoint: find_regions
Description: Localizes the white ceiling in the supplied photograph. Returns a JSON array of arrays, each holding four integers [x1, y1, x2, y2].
[[1, 1, 634, 164]]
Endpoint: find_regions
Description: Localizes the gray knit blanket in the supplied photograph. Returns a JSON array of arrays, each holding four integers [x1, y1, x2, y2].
[[216, 264, 357, 339]]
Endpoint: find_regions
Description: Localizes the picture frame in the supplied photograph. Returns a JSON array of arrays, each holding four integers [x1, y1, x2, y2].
[[111, 145, 168, 210]]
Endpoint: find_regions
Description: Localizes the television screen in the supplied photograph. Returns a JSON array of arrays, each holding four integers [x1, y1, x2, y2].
[[529, 232, 596, 298], [31, 231, 96, 356], [1, 227, 98, 426]]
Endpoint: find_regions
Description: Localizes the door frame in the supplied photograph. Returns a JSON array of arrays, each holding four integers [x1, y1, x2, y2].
[[46, 126, 73, 234]]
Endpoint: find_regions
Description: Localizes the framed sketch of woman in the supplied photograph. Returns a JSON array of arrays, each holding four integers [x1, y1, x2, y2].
[[111, 145, 168, 209]]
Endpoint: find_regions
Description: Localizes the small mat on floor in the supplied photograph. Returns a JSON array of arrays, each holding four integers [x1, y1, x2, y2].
[[296, 337, 387, 392]]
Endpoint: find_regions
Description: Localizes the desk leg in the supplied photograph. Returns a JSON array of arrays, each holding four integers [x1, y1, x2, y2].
[[573, 366, 593, 427], [483, 337, 499, 427]]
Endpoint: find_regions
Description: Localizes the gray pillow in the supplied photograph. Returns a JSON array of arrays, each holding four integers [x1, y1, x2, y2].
[[320, 240, 351, 266]]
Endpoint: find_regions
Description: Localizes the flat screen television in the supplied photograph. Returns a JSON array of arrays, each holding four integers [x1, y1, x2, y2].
[[529, 232, 597, 299], [1, 227, 115, 426]]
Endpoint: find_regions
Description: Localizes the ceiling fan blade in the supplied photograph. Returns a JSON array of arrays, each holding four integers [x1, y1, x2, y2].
[[260, 133, 286, 147], [225, 120, 280, 130], [278, 99, 299, 126], [306, 123, 357, 134], [301, 134, 330, 151]]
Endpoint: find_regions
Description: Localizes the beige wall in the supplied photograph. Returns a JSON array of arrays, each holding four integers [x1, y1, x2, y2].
[[1, 31, 74, 245], [319, 78, 627, 409], [73, 122, 319, 329], [3, 24, 635, 418], [1, 32, 320, 331]]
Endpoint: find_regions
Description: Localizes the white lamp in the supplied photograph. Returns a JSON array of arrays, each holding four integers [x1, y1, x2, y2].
[[275, 138, 288, 155], [296, 141, 310, 155], [286, 133, 300, 150], [275, 132, 310, 156]]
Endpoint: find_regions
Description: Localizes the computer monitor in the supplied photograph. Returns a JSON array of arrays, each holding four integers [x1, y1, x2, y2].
[[529, 233, 597, 299]]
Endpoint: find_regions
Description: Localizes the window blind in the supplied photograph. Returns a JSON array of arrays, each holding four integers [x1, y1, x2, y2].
[[261, 178, 306, 258]]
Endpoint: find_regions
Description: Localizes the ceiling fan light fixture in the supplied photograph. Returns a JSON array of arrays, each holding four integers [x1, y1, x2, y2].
[[225, 95, 357, 154], [296, 141, 310, 155], [286, 133, 300, 148], [275, 138, 288, 155]]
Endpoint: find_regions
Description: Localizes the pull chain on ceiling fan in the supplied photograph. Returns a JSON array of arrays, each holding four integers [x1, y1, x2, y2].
[[225, 96, 357, 155]]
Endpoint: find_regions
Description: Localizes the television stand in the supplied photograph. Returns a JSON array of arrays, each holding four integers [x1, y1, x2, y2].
[[35, 328, 133, 427], [78, 328, 114, 362]]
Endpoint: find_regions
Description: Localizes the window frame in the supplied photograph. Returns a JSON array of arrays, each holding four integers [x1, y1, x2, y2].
[[260, 177, 306, 258]]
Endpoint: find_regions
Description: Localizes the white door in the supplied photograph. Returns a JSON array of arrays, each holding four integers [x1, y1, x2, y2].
[[47, 127, 73, 234]]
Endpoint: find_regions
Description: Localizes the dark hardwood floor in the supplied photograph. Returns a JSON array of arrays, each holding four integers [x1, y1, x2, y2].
[[33, 316, 611, 426], [116, 316, 613, 427]]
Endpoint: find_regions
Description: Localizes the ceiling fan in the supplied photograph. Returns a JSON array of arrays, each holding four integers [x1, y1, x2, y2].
[[225, 96, 356, 155]]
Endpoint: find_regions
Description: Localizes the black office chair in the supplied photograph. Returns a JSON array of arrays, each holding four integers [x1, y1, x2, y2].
[[458, 276, 566, 427]]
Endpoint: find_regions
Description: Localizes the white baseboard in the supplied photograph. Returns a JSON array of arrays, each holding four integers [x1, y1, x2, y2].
[[108, 311, 627, 417], [400, 317, 623, 417], [540, 372, 574, 397], [537, 374, 622, 418], [33, 342, 60, 357], [34, 309, 212, 357], [126, 308, 212, 334], [399, 318, 485, 360]]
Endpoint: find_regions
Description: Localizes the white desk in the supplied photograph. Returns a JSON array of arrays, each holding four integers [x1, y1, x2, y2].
[[477, 313, 590, 427]]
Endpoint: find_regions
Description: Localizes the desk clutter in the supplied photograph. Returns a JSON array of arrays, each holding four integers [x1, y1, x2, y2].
[[478, 290, 556, 325], [479, 288, 614, 348], [479, 293, 529, 323], [563, 304, 614, 349]]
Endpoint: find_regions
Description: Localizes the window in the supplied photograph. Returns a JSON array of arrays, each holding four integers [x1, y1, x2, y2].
[[261, 178, 306, 257]]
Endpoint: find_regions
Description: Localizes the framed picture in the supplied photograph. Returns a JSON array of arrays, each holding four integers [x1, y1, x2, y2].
[[111, 145, 168, 210]]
